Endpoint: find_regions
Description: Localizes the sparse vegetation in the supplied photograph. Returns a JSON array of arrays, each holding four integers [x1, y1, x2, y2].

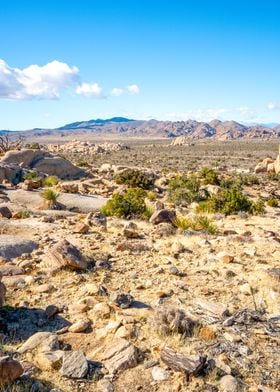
[[40, 189, 60, 203], [115, 169, 154, 189], [42, 176, 59, 187], [267, 197, 279, 207], [175, 214, 218, 234], [168, 175, 208, 205], [197, 187, 254, 215], [101, 187, 149, 218]]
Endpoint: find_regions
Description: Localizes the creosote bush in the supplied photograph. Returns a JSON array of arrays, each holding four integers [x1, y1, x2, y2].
[[42, 176, 59, 187], [115, 169, 154, 189], [101, 188, 149, 218], [168, 175, 208, 205], [24, 171, 41, 181], [197, 187, 265, 215], [199, 167, 220, 185]]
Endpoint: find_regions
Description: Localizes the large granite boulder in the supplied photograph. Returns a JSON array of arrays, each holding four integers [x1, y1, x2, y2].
[[1, 149, 85, 180], [0, 163, 23, 185]]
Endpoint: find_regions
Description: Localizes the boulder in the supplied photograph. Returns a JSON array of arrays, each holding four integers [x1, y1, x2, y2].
[[149, 209, 176, 226], [0, 356, 23, 384], [85, 211, 107, 228], [47, 240, 87, 270], [1, 149, 84, 180], [60, 351, 88, 378], [0, 163, 23, 185], [102, 338, 141, 374], [0, 206, 12, 219]]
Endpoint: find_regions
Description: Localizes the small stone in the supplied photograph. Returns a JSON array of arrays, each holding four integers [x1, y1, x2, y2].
[[151, 366, 169, 381], [110, 292, 134, 309], [220, 375, 239, 392], [45, 304, 60, 319], [69, 318, 91, 333], [60, 351, 88, 378], [0, 356, 23, 383]]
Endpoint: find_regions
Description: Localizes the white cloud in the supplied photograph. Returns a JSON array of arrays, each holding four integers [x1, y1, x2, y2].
[[267, 102, 280, 111], [127, 84, 140, 94], [0, 59, 79, 100], [110, 87, 124, 96], [75, 82, 102, 97]]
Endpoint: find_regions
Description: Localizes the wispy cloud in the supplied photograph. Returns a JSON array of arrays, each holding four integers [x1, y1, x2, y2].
[[267, 102, 280, 111], [75, 82, 103, 98], [127, 84, 140, 94], [110, 87, 124, 97], [0, 59, 79, 100]]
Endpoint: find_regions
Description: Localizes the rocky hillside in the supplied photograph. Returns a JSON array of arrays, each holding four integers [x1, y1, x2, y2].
[[4, 118, 280, 140]]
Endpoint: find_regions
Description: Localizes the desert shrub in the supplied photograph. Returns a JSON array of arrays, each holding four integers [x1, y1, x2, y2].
[[25, 142, 40, 149], [41, 189, 60, 203], [199, 167, 220, 185], [101, 188, 148, 218], [146, 191, 156, 201], [142, 205, 154, 220], [42, 176, 59, 187], [251, 198, 265, 215], [168, 175, 208, 205], [115, 169, 154, 189], [76, 160, 90, 168], [152, 308, 195, 337], [267, 197, 279, 207], [175, 215, 218, 234], [237, 174, 260, 186], [197, 187, 253, 215], [13, 210, 32, 219], [24, 171, 41, 181], [267, 173, 280, 182]]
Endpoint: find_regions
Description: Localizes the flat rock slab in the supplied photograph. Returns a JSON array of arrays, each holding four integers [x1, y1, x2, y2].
[[0, 235, 38, 259], [5, 189, 107, 213], [60, 351, 88, 378]]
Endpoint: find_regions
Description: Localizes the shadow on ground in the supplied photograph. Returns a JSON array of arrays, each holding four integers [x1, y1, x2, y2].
[[0, 306, 71, 343]]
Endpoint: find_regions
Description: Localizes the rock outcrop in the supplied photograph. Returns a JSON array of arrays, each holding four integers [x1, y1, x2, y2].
[[254, 146, 280, 174], [1, 149, 85, 179]]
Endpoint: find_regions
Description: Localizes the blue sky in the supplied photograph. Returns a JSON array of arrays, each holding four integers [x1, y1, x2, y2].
[[1, 0, 280, 129]]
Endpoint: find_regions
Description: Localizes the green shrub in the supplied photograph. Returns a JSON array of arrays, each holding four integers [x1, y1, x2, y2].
[[168, 175, 208, 205], [24, 171, 41, 181], [175, 215, 218, 234], [41, 189, 60, 203], [42, 176, 59, 187], [267, 197, 279, 207], [76, 161, 90, 168], [115, 169, 154, 189], [199, 167, 220, 185], [251, 198, 265, 214], [197, 187, 253, 215], [147, 191, 156, 201], [13, 210, 32, 219], [101, 188, 148, 218]]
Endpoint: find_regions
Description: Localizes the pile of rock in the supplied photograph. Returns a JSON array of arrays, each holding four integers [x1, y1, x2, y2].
[[170, 136, 192, 146], [0, 149, 85, 182], [47, 140, 129, 155], [254, 145, 280, 174]]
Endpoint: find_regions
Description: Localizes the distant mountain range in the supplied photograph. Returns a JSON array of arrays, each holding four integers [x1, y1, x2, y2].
[[1, 117, 280, 140]]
